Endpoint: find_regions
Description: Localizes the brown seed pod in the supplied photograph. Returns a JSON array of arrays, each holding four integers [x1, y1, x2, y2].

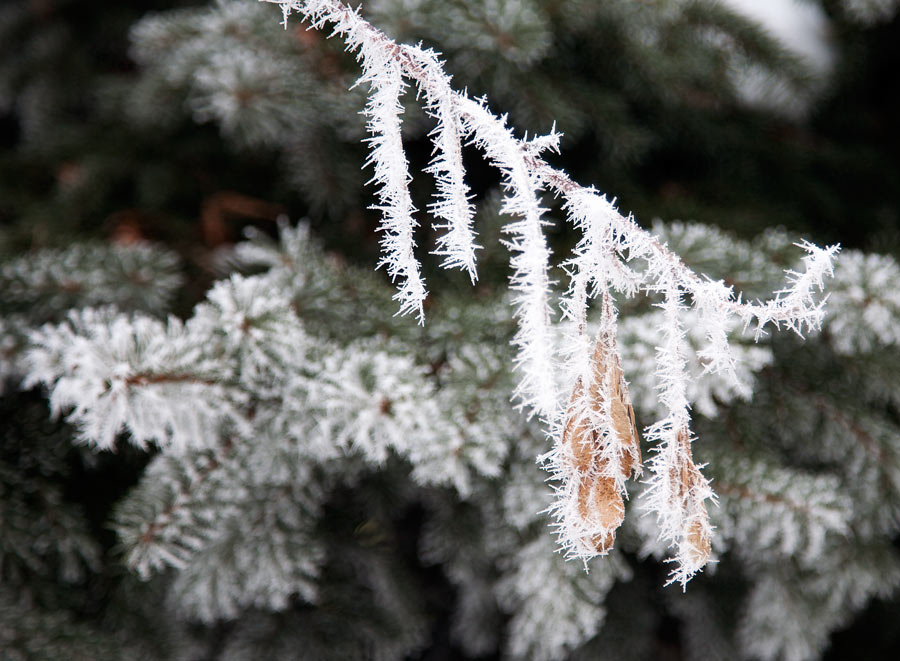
[[576, 474, 625, 530], [670, 425, 713, 570], [574, 474, 623, 554], [672, 425, 703, 501], [563, 380, 595, 474], [611, 368, 642, 479], [685, 510, 712, 567], [561, 301, 644, 555], [588, 327, 643, 478]]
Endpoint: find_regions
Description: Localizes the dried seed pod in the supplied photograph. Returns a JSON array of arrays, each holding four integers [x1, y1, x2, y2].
[[669, 425, 713, 573], [575, 476, 623, 554], [576, 475, 625, 531], [671, 426, 701, 499], [685, 511, 712, 568], [560, 304, 643, 555], [563, 380, 595, 474], [585, 321, 642, 480]]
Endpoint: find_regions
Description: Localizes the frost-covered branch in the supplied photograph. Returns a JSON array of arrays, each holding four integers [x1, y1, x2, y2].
[[358, 41, 427, 321], [265, 0, 839, 584]]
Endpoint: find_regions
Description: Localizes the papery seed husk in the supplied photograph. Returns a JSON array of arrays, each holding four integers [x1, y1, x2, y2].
[[576, 475, 592, 523], [563, 380, 594, 474], [595, 475, 625, 529], [686, 512, 711, 567], [612, 388, 641, 478], [576, 474, 624, 530], [561, 302, 646, 557], [589, 331, 642, 479]]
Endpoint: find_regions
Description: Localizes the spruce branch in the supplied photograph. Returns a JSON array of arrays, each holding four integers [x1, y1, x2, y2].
[[704, 451, 853, 567], [0, 241, 183, 319], [266, 0, 839, 584], [24, 308, 241, 453], [115, 439, 238, 579]]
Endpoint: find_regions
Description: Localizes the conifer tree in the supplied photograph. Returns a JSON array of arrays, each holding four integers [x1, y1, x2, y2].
[[2, 1, 900, 659]]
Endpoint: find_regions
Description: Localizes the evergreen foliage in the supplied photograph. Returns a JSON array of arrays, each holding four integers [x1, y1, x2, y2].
[[2, 0, 900, 659]]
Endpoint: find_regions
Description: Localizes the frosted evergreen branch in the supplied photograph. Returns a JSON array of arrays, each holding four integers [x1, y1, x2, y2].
[[714, 477, 851, 565], [24, 308, 240, 453], [169, 480, 325, 622], [22, 229, 513, 501], [0, 241, 183, 318], [115, 440, 239, 579], [496, 534, 628, 661], [793, 383, 895, 470], [266, 0, 838, 584], [825, 250, 900, 353], [738, 546, 900, 661], [716, 481, 833, 516], [677, 442, 854, 570]]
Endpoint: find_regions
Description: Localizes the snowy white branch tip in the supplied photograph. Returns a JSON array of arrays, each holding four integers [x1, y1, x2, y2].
[[266, 0, 839, 585]]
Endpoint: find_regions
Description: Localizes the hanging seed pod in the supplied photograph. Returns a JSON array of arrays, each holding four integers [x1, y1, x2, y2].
[[563, 380, 595, 475], [587, 326, 642, 480], [576, 475, 625, 553], [685, 510, 712, 568], [561, 298, 643, 554], [671, 425, 712, 570]]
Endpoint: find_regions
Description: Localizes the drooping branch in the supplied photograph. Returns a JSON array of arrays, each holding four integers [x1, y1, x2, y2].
[[358, 39, 427, 321], [418, 48, 479, 282], [269, 0, 837, 336], [266, 0, 839, 584]]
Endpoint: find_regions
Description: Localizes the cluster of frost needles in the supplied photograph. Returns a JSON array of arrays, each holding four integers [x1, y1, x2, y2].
[[267, 0, 838, 586]]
